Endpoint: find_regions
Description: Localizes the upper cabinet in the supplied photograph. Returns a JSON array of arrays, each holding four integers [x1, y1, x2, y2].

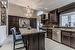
[[48, 9, 59, 23], [40, 9, 59, 27], [41, 14, 46, 24]]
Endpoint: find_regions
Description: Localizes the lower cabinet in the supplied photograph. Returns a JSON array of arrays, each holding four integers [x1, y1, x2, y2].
[[61, 30, 75, 48], [61, 31, 70, 46], [47, 29, 52, 39], [70, 32, 75, 48]]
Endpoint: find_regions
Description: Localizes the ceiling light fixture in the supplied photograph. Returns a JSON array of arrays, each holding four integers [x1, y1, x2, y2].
[[1, 1, 7, 7], [24, 0, 33, 18], [25, 6, 33, 18]]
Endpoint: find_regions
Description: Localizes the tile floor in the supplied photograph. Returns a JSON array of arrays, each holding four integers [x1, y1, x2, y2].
[[0, 35, 75, 50]]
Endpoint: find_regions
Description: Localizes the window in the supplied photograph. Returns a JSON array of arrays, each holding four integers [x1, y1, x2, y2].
[[71, 15, 75, 27], [60, 15, 68, 27], [60, 12, 75, 27]]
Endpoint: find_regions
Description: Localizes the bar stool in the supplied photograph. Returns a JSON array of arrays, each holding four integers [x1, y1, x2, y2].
[[11, 27, 27, 50]]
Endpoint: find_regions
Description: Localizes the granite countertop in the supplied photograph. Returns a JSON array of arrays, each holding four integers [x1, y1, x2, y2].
[[49, 28, 75, 32], [19, 28, 46, 35], [41, 27, 75, 32]]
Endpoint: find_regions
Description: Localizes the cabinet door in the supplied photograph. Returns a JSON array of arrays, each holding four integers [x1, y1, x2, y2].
[[49, 10, 58, 23], [28, 34, 39, 50], [30, 18, 37, 28], [61, 31, 70, 46], [38, 33, 45, 50], [47, 29, 52, 39], [70, 32, 75, 48], [41, 14, 46, 24], [8, 16, 19, 35], [50, 13, 54, 22]]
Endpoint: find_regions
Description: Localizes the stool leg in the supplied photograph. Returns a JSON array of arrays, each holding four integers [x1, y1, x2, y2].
[[23, 39, 27, 50], [22, 36, 28, 50], [13, 41, 15, 50], [26, 40, 28, 50], [23, 39, 25, 47]]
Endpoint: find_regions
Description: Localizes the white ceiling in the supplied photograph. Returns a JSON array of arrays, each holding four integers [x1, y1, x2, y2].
[[9, 0, 75, 11]]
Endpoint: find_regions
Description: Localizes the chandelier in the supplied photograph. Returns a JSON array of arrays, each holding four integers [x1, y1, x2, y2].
[[1, 0, 7, 8], [24, 6, 33, 18]]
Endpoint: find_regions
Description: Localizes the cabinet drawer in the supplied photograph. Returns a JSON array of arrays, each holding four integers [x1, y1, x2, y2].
[[62, 36, 70, 46], [70, 37, 75, 48], [61, 31, 70, 46], [47, 29, 52, 39], [70, 32, 75, 48], [62, 31, 70, 36], [71, 32, 75, 37]]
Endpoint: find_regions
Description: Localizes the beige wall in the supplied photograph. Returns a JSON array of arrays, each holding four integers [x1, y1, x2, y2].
[[8, 3, 25, 17], [8, 3, 37, 18]]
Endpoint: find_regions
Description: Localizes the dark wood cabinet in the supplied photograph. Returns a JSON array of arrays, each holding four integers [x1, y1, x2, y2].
[[70, 32, 75, 48], [40, 9, 59, 27], [47, 29, 52, 39], [61, 31, 70, 46], [41, 14, 46, 24], [61, 30, 75, 48], [8, 15, 19, 35], [38, 33, 45, 50], [27, 34, 39, 50], [30, 18, 37, 28], [48, 9, 59, 23], [23, 33, 45, 50]]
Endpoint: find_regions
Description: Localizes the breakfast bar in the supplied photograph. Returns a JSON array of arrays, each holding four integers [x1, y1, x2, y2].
[[20, 28, 46, 50]]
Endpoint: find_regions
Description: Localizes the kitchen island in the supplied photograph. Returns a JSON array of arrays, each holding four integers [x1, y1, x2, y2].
[[19, 28, 46, 50]]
